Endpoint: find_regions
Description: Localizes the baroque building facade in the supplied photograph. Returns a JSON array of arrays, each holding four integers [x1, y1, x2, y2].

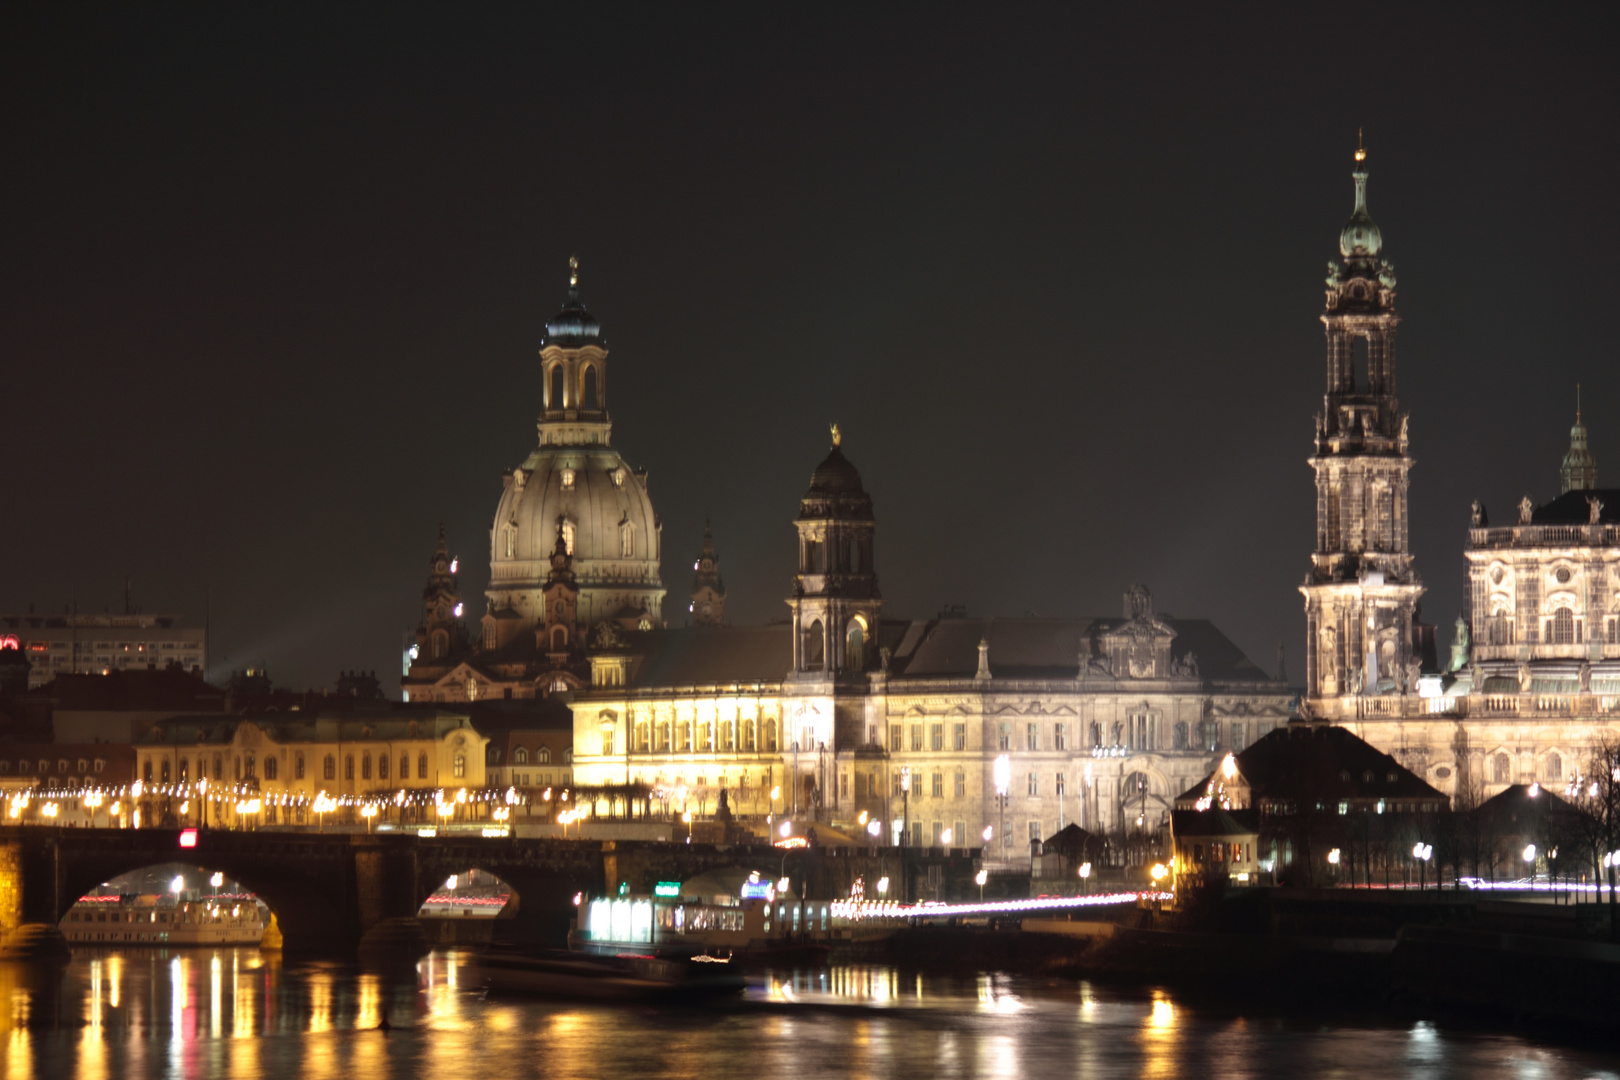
[[569, 436, 1291, 854], [1300, 148, 1620, 801]]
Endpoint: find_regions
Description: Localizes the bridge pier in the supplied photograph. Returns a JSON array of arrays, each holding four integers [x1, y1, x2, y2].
[[0, 838, 70, 960], [356, 841, 431, 962]]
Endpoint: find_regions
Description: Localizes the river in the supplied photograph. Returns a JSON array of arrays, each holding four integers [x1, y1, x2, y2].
[[2, 948, 1616, 1078]]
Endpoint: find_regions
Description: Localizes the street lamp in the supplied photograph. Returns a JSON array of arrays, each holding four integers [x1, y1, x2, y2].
[[993, 754, 1010, 862], [1412, 842, 1432, 890], [1079, 861, 1092, 894], [975, 868, 988, 901], [900, 767, 911, 851]]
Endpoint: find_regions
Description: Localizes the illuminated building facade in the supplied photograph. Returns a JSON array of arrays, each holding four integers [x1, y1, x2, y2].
[[1300, 148, 1620, 800], [403, 260, 665, 703], [570, 435, 1292, 852], [0, 612, 206, 689]]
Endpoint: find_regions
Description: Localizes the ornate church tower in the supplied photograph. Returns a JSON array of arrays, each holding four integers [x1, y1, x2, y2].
[[690, 521, 726, 626], [1560, 392, 1598, 493], [415, 526, 467, 662], [789, 426, 881, 676], [1302, 143, 1426, 712]]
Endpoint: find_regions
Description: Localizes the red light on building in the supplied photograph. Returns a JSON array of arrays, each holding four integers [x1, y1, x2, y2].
[[178, 829, 198, 848], [0, 635, 18, 651]]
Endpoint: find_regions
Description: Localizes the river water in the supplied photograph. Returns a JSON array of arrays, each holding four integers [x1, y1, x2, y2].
[[2, 948, 1616, 1079]]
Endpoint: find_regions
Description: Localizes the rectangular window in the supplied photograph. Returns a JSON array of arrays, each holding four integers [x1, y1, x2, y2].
[[954, 771, 965, 797], [1338, 800, 1349, 815], [912, 820, 925, 847], [954, 820, 965, 845], [932, 821, 943, 846], [1054, 723, 1067, 751], [892, 773, 904, 797], [294, 755, 304, 781], [868, 724, 878, 745], [911, 724, 923, 752], [954, 723, 966, 751], [1056, 773, 1066, 797], [998, 723, 1011, 751], [1028, 821, 1042, 842], [1231, 723, 1245, 751], [1027, 771, 1038, 796], [1026, 723, 1039, 751], [931, 772, 943, 797], [890, 725, 903, 752], [930, 724, 943, 751], [866, 774, 876, 797], [840, 773, 849, 798]]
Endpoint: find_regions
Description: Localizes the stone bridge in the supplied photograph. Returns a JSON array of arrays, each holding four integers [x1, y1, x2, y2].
[[0, 827, 981, 957]]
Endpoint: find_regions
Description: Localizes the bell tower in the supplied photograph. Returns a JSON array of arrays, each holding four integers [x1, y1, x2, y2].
[[1302, 141, 1426, 711], [690, 521, 726, 626], [789, 425, 881, 676], [537, 256, 612, 448]]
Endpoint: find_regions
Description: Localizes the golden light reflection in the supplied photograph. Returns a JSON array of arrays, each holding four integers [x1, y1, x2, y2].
[[5, 1029, 32, 1080], [210, 955, 223, 1040], [234, 965, 257, 1039], [308, 971, 333, 1034], [1139, 989, 1178, 1080], [107, 955, 122, 1009], [1149, 993, 1175, 1029], [355, 973, 381, 1031]]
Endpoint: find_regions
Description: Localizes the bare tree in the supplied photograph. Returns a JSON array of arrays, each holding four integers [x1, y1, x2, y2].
[[1566, 735, 1620, 934]]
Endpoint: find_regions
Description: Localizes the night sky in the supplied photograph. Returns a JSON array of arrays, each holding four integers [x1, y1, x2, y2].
[[3, 6, 1616, 692]]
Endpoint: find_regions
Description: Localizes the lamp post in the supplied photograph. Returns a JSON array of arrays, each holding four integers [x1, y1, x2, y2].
[[1412, 842, 1432, 891], [993, 754, 1010, 863], [900, 767, 911, 850], [975, 868, 987, 902], [1079, 861, 1092, 894]]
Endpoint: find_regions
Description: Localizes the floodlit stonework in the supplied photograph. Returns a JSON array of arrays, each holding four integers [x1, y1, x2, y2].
[[1301, 149, 1620, 801]]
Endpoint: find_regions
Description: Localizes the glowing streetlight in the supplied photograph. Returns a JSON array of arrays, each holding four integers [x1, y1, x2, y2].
[[1523, 843, 1537, 865], [1327, 848, 1341, 865], [940, 828, 953, 846], [975, 868, 987, 901], [876, 876, 889, 896], [169, 875, 185, 896], [866, 819, 881, 839]]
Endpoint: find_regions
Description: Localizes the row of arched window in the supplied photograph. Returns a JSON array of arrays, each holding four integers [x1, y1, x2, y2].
[[800, 617, 867, 671], [142, 750, 457, 785], [628, 718, 781, 754], [1490, 751, 1563, 784], [545, 361, 603, 411]]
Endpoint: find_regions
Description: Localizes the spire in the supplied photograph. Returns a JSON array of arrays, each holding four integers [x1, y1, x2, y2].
[[1560, 384, 1598, 493], [690, 519, 725, 626], [1340, 135, 1383, 259]]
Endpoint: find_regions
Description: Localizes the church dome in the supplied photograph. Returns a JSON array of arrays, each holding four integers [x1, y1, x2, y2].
[[542, 290, 602, 347], [808, 446, 866, 495], [487, 445, 665, 631]]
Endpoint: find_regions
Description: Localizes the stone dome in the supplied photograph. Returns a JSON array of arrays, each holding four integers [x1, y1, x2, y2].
[[807, 446, 866, 495], [487, 444, 664, 631]]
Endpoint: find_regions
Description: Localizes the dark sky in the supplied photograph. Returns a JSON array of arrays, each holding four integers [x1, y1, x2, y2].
[[3, 5, 1616, 692]]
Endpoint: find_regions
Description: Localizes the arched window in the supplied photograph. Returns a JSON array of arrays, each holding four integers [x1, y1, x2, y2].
[[378, 754, 389, 780], [197, 757, 207, 780], [538, 746, 552, 763], [1546, 752, 1562, 781], [562, 520, 575, 555], [143, 759, 153, 782], [431, 629, 448, 659], [161, 759, 171, 783], [453, 755, 466, 778], [178, 758, 188, 782], [1549, 607, 1576, 645], [234, 756, 242, 780], [400, 755, 409, 779], [583, 365, 599, 409], [362, 753, 372, 780], [846, 619, 865, 671], [549, 364, 565, 409], [742, 719, 756, 752], [514, 748, 529, 765], [324, 755, 336, 780], [1173, 723, 1189, 750], [245, 754, 255, 778], [487, 747, 502, 766], [620, 519, 634, 557], [764, 719, 779, 752], [345, 755, 355, 781], [550, 625, 568, 650], [418, 753, 428, 779], [805, 620, 825, 670], [1493, 753, 1510, 784], [295, 754, 305, 780], [264, 756, 278, 781]]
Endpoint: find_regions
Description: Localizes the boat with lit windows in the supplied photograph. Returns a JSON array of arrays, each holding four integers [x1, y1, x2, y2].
[[60, 894, 265, 946], [565, 872, 835, 967]]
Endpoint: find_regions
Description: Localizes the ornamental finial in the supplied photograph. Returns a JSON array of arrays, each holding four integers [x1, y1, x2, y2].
[[1354, 128, 1366, 165], [568, 255, 579, 289], [830, 422, 841, 448]]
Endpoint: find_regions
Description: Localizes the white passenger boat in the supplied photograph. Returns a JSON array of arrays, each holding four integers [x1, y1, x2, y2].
[[469, 944, 744, 1001], [60, 895, 265, 946]]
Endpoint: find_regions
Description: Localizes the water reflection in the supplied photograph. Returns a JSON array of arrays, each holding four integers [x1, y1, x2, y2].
[[0, 947, 1613, 1079]]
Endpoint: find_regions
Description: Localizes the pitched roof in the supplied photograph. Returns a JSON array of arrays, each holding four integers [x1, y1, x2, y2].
[[619, 624, 796, 688], [1177, 722, 1444, 806], [1171, 807, 1259, 838], [1532, 488, 1620, 524], [890, 616, 1275, 683]]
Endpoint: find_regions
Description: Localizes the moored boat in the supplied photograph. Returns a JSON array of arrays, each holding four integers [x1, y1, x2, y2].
[[469, 944, 744, 1001]]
